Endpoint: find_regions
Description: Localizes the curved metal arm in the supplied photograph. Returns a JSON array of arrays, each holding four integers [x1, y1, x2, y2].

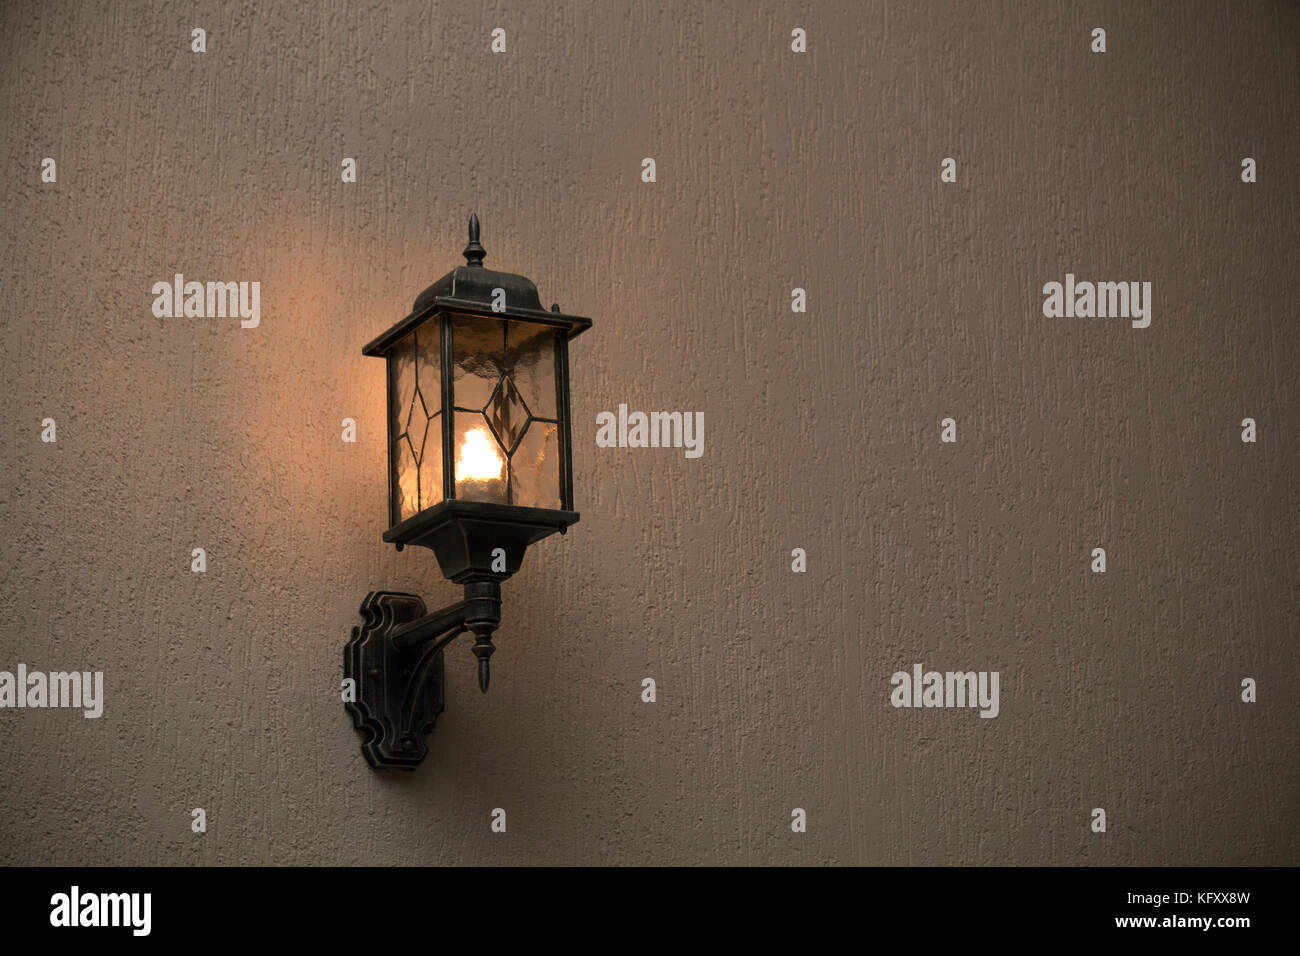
[[424, 624, 468, 657], [390, 601, 467, 652]]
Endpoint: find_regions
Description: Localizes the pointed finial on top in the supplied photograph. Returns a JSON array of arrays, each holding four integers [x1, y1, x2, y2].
[[463, 212, 486, 268]]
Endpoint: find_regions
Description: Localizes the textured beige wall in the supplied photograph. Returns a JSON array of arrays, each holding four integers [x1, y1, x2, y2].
[[1, 0, 1297, 866]]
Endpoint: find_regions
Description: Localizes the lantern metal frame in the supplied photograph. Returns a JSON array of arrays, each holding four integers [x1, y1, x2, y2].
[[345, 214, 590, 771]]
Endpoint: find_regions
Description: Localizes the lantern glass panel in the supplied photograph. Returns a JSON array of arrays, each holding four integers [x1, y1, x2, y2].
[[449, 313, 563, 509], [508, 322, 558, 419], [511, 420, 561, 509], [451, 314, 505, 411], [388, 322, 443, 525]]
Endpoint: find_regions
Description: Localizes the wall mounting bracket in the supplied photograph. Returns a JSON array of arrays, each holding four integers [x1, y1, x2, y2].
[[344, 582, 500, 771]]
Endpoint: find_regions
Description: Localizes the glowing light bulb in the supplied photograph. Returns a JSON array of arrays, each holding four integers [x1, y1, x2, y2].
[[456, 427, 505, 483]]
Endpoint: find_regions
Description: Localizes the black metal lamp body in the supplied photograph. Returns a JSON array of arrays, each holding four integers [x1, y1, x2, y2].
[[345, 214, 590, 770]]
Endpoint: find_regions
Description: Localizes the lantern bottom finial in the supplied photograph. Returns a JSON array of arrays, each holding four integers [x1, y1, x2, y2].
[[462, 579, 501, 694]]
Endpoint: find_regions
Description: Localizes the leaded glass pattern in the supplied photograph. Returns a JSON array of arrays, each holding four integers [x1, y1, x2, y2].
[[387, 323, 443, 524], [510, 421, 560, 510], [451, 314, 562, 509]]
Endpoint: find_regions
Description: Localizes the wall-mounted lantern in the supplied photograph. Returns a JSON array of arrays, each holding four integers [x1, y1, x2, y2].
[[345, 214, 591, 770]]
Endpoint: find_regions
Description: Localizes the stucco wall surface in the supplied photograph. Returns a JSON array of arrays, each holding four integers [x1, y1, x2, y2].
[[0, 0, 1297, 865]]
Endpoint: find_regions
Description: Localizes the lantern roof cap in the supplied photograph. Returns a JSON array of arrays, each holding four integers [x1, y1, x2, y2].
[[363, 214, 591, 357]]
